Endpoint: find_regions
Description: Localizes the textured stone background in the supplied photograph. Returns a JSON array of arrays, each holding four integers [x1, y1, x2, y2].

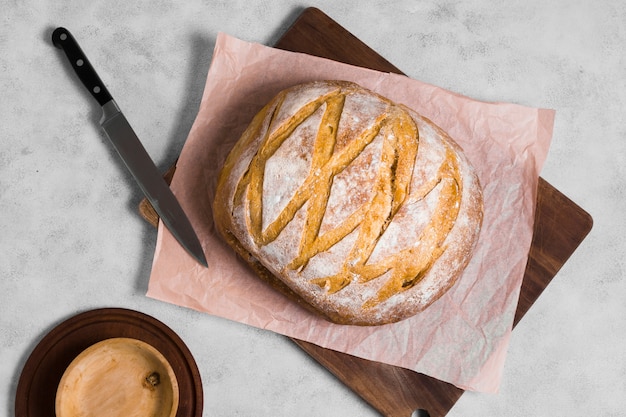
[[1, 1, 624, 416]]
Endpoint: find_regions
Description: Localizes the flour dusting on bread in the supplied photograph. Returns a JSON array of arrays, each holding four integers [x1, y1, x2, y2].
[[213, 80, 483, 325]]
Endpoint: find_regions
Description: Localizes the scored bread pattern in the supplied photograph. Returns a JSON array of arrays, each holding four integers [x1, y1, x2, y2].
[[233, 85, 463, 309]]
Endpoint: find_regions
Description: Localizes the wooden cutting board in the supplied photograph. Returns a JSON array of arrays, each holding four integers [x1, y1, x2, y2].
[[139, 7, 593, 417]]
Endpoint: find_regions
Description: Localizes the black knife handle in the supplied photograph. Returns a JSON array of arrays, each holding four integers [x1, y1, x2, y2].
[[52, 27, 113, 106]]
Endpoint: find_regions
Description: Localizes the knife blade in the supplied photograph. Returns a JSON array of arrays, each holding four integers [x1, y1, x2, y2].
[[51, 27, 208, 267]]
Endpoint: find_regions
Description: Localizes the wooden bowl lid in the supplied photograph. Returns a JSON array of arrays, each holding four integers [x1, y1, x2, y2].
[[56, 337, 179, 417]]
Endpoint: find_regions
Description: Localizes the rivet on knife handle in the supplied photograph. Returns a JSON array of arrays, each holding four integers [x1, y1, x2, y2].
[[52, 27, 113, 106]]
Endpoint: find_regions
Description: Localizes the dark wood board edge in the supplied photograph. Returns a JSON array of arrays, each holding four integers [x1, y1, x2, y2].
[[273, 7, 403, 74], [513, 178, 593, 325], [291, 337, 465, 417], [138, 7, 593, 417]]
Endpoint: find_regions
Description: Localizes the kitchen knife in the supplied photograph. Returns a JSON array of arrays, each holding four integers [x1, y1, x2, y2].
[[51, 27, 208, 267]]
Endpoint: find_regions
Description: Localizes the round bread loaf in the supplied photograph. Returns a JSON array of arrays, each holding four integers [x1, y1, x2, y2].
[[213, 80, 483, 326]]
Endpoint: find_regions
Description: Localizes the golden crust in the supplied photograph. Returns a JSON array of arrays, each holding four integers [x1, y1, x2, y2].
[[213, 80, 483, 326]]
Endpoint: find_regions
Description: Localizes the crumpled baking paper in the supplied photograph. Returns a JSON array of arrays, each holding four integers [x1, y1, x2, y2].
[[147, 33, 554, 393]]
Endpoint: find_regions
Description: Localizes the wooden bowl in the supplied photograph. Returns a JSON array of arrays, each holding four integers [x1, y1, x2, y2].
[[55, 338, 179, 417]]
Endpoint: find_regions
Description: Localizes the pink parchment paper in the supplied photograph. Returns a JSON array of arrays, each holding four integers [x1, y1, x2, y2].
[[147, 33, 554, 393]]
